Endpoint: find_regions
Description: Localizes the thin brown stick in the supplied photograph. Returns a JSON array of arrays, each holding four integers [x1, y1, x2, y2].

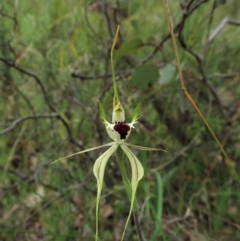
[[163, 0, 240, 183], [163, 1, 185, 90], [133, 210, 144, 241], [0, 114, 58, 135]]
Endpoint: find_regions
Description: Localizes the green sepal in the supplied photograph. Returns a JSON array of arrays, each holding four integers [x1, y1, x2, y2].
[[52, 142, 115, 164], [99, 102, 106, 121], [131, 103, 141, 123], [125, 142, 166, 152]]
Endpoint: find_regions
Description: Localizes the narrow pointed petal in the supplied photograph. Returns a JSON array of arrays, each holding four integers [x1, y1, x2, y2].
[[131, 103, 141, 123], [93, 143, 118, 192], [120, 145, 144, 241], [93, 144, 118, 241], [52, 142, 115, 164], [99, 103, 107, 121], [125, 142, 166, 152]]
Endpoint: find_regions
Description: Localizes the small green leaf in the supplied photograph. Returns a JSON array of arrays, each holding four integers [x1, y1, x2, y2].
[[160, 63, 177, 84], [116, 38, 143, 57], [152, 171, 164, 240], [132, 64, 159, 89], [131, 103, 141, 123]]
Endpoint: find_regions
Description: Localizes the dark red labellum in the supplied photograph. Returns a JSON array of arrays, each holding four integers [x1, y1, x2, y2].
[[114, 122, 130, 140]]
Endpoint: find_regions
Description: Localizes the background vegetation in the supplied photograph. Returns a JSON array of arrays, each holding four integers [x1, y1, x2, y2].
[[1, 0, 240, 240]]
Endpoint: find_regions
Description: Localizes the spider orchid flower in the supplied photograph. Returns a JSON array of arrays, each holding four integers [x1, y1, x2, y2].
[[53, 100, 164, 241], [53, 26, 165, 241]]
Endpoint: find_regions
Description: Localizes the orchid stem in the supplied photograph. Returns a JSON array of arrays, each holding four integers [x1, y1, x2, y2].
[[110, 25, 120, 108]]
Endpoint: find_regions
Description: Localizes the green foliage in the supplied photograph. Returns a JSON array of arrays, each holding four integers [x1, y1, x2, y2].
[[1, 0, 240, 240], [131, 64, 159, 89], [160, 63, 177, 84], [116, 38, 143, 56]]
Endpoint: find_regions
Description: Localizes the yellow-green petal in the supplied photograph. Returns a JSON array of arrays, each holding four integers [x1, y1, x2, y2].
[[99, 103, 106, 121], [131, 103, 141, 123], [52, 142, 115, 164], [93, 144, 118, 241], [125, 142, 166, 152], [120, 144, 144, 241]]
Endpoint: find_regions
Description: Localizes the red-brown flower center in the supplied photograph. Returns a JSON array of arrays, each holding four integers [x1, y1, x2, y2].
[[113, 122, 130, 140]]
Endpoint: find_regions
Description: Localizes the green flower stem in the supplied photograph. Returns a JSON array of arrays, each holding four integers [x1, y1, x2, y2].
[[110, 25, 120, 108]]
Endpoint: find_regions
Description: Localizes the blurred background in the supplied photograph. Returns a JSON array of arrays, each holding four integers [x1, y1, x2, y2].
[[0, 0, 240, 240]]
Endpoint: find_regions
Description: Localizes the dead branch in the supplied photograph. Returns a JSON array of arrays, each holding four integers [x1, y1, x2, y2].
[[0, 114, 58, 135], [0, 57, 85, 150], [201, 17, 240, 55]]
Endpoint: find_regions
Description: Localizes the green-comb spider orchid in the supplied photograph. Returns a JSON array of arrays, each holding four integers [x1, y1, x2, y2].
[[53, 26, 165, 241]]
